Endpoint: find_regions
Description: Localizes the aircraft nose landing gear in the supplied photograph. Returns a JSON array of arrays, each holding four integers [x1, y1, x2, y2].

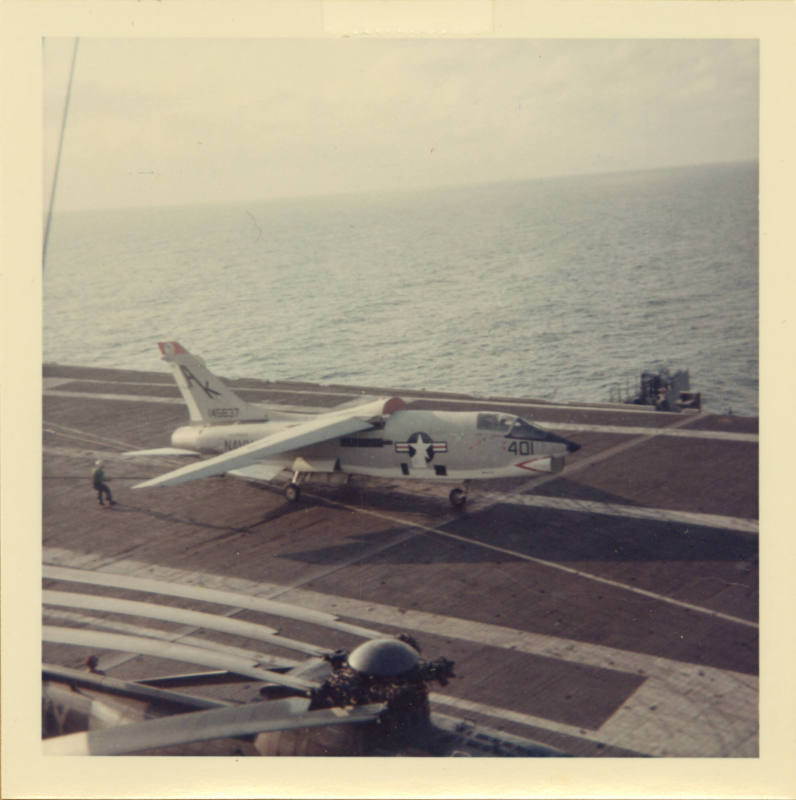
[[449, 486, 468, 508], [285, 471, 305, 502]]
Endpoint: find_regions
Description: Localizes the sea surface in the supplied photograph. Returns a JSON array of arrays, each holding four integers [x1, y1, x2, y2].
[[43, 161, 759, 416]]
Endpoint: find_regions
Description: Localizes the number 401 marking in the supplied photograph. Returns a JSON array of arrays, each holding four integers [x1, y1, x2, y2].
[[508, 441, 533, 456]]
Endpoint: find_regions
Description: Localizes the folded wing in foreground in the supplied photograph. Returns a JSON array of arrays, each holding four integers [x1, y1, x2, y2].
[[226, 463, 290, 482], [133, 403, 386, 490]]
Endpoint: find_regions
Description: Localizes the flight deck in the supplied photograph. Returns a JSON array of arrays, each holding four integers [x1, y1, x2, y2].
[[42, 363, 758, 757]]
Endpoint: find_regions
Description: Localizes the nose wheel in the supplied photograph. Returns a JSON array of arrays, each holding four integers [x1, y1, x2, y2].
[[449, 486, 468, 508], [285, 471, 304, 502]]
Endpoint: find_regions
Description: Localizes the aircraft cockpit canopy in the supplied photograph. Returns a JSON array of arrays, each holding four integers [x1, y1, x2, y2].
[[476, 413, 513, 433], [506, 416, 560, 441], [476, 413, 580, 451], [476, 413, 551, 439]]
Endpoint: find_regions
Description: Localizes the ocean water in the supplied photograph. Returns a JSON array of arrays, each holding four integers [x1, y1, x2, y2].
[[43, 161, 759, 416]]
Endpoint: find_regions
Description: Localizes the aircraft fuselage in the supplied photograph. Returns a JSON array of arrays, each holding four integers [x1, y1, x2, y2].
[[171, 408, 578, 482]]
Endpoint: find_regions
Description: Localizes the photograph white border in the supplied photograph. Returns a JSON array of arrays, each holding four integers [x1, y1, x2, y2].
[[3, 1, 794, 797]]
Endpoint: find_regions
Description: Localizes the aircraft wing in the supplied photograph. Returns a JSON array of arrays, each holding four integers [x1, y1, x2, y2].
[[133, 406, 383, 490], [227, 463, 288, 482]]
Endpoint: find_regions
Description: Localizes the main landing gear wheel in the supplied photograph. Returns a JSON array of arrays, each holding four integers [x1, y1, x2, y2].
[[285, 482, 301, 503], [449, 488, 467, 508]]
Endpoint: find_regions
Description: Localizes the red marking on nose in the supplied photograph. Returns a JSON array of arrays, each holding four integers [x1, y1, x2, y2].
[[515, 459, 548, 473]]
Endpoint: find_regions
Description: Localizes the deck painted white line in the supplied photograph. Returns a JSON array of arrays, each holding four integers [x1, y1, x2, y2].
[[45, 418, 758, 626], [430, 713, 567, 756], [45, 420, 145, 450], [45, 434, 131, 452], [47, 378, 174, 387], [46, 389, 185, 405], [43, 377, 73, 390], [593, 671, 759, 757], [498, 412, 714, 499], [41, 447, 758, 628], [43, 547, 757, 756], [45, 445, 186, 467], [479, 492, 759, 534], [301, 498, 759, 629], [429, 693, 602, 744], [45, 389, 320, 417], [535, 421, 757, 443], [45, 383, 695, 418], [42, 548, 753, 683], [45, 390, 756, 453], [431, 674, 758, 758]]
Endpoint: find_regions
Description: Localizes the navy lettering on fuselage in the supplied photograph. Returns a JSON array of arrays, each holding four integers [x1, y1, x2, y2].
[[224, 439, 252, 451], [180, 365, 222, 399]]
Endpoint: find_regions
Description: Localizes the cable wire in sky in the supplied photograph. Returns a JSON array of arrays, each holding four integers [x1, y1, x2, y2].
[[43, 38, 79, 271]]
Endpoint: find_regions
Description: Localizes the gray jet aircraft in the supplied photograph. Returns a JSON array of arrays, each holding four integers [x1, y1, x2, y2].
[[128, 342, 579, 506]]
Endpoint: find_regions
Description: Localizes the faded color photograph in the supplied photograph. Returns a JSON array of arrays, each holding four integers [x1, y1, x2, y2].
[[41, 36, 759, 766]]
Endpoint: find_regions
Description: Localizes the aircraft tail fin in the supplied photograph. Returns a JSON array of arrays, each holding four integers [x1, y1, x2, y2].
[[158, 342, 268, 424]]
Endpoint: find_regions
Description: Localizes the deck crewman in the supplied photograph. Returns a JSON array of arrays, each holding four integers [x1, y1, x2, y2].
[[91, 460, 116, 506]]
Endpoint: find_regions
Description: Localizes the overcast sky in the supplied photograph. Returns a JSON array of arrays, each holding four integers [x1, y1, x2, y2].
[[43, 38, 758, 211]]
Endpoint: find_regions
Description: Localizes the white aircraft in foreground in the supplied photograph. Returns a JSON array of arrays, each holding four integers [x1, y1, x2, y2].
[[128, 342, 579, 506]]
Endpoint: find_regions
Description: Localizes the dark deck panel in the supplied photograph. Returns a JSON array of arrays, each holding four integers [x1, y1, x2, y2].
[[558, 436, 758, 519], [678, 414, 758, 434]]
